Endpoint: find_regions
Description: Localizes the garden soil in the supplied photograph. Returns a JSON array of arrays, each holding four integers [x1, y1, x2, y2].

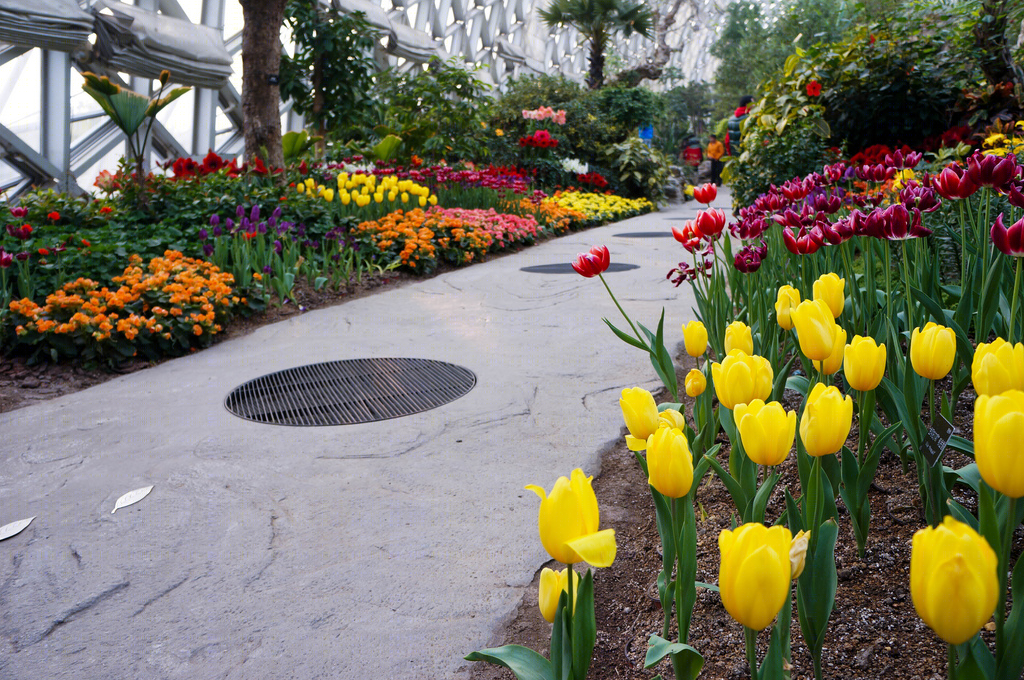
[[471, 351, 1014, 680]]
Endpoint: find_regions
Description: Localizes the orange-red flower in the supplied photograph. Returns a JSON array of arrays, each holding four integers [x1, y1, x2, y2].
[[806, 81, 822, 97]]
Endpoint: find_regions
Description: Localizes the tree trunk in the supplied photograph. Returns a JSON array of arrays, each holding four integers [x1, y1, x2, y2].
[[610, 0, 694, 88], [239, 0, 287, 169], [972, 0, 1016, 89], [587, 31, 606, 89]]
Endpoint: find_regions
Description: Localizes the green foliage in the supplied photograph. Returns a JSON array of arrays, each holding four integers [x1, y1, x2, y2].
[[372, 57, 492, 162], [595, 86, 662, 129], [651, 82, 712, 157], [281, 130, 322, 162], [279, 3, 379, 140], [602, 136, 668, 201]]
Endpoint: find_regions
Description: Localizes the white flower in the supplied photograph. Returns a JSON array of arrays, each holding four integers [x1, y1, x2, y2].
[[561, 157, 589, 175]]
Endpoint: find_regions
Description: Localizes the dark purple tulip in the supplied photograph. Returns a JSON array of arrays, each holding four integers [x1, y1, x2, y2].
[[9, 207, 27, 219], [209, 214, 220, 227], [258, 222, 267, 235], [236, 205, 244, 219], [272, 207, 283, 220], [198, 229, 208, 240], [225, 218, 234, 232], [15, 251, 28, 261], [263, 265, 272, 274], [274, 239, 283, 254], [250, 205, 260, 222], [213, 226, 223, 237], [967, 153, 1018, 190], [0, 249, 11, 268], [899, 183, 941, 213], [203, 243, 214, 256]]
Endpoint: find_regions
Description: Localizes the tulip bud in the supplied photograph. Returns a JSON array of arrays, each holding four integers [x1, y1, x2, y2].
[[659, 408, 686, 430], [711, 350, 773, 410], [724, 321, 754, 355], [911, 517, 998, 645], [972, 338, 1024, 396], [538, 567, 580, 623], [799, 383, 853, 457], [790, 299, 838, 362], [682, 320, 708, 357], [159, 69, 171, 86], [974, 390, 1024, 498], [685, 369, 706, 398], [620, 387, 660, 451], [525, 469, 617, 566], [789, 530, 810, 579], [910, 322, 956, 381], [844, 336, 887, 391], [645, 427, 694, 498], [775, 285, 801, 330], [571, 245, 610, 278], [693, 183, 717, 204], [718, 523, 794, 630], [812, 273, 845, 318], [734, 400, 796, 466]]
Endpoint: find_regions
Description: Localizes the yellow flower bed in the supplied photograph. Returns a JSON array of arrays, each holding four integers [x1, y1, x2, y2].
[[543, 191, 654, 224]]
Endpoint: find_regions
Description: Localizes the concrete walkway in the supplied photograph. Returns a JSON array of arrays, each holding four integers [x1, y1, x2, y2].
[[0, 189, 730, 679]]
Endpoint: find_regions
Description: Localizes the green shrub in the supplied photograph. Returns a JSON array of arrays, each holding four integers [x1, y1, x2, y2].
[[602, 136, 669, 202]]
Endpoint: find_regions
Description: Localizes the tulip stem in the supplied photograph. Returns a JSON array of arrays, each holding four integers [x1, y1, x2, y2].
[[566, 566, 574, 655], [901, 241, 914, 333], [996, 496, 1018, 663], [744, 626, 758, 679], [598, 273, 643, 346], [947, 644, 957, 680], [1010, 257, 1022, 344], [884, 243, 893, 328]]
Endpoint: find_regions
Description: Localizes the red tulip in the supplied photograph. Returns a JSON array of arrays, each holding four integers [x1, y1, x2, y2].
[[571, 245, 611, 277], [672, 222, 703, 252], [693, 183, 717, 204], [879, 204, 932, 240], [782, 226, 824, 254], [694, 208, 726, 238], [0, 249, 11, 268], [781, 179, 810, 202], [967, 153, 1018, 191], [992, 213, 1024, 257], [933, 164, 979, 199]]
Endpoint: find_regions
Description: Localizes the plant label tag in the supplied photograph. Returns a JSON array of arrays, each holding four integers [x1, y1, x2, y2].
[[922, 415, 955, 467]]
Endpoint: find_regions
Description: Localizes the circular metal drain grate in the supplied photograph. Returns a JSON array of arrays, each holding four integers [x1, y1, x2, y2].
[[613, 231, 674, 238], [520, 263, 639, 274], [225, 358, 476, 426]]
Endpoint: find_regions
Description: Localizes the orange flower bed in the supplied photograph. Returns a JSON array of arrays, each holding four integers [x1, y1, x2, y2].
[[518, 197, 584, 234], [7, 251, 238, 365]]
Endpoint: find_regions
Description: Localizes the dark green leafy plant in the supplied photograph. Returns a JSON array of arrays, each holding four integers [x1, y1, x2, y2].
[[602, 136, 668, 201]]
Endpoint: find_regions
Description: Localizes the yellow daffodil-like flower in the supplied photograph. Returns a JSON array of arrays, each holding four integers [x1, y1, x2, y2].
[[682, 320, 708, 357], [799, 383, 853, 457], [911, 517, 998, 645], [496, 129, 504, 137], [620, 387, 660, 451], [844, 336, 886, 392], [725, 321, 754, 355], [775, 285, 801, 330], [718, 523, 794, 630], [813, 273, 845, 319], [790, 299, 838, 362], [972, 338, 1024, 396], [789, 530, 810, 579], [538, 567, 579, 623], [646, 427, 694, 498], [685, 369, 706, 398], [525, 469, 617, 566], [974, 390, 1024, 498], [910, 322, 956, 380], [735, 400, 796, 466], [813, 327, 847, 376], [711, 350, 773, 410]]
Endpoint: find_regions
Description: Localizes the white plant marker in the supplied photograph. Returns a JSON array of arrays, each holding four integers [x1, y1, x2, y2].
[[0, 517, 35, 541], [111, 485, 153, 514]]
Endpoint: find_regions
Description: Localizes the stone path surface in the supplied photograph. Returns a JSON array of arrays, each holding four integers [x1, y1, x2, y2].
[[0, 189, 730, 679]]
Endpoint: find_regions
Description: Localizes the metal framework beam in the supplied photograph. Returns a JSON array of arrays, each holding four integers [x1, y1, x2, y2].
[[40, 50, 72, 192]]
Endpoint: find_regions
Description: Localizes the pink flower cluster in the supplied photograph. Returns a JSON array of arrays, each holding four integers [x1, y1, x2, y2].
[[522, 107, 567, 125], [431, 207, 541, 248]]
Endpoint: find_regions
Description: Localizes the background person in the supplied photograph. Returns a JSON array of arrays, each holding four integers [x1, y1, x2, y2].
[[706, 134, 724, 186]]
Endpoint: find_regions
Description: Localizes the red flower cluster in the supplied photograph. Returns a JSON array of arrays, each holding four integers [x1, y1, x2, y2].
[[168, 151, 241, 180], [519, 130, 559, 149], [577, 172, 608, 189]]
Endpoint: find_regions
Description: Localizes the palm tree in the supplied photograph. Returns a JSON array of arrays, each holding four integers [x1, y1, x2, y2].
[[539, 0, 655, 89]]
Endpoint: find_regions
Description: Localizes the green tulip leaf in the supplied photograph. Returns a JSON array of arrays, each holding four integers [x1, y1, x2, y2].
[[946, 498, 980, 530], [695, 580, 719, 591], [950, 463, 981, 492], [797, 519, 838, 656], [771, 354, 798, 402], [465, 646, 552, 680], [978, 258, 1006, 343], [603, 318, 648, 351], [550, 595, 571, 680], [658, 402, 683, 413], [704, 453, 747, 517], [643, 635, 704, 679], [571, 570, 597, 680], [785, 375, 809, 396]]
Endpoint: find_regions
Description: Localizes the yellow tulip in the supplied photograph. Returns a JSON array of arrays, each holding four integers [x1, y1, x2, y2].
[[725, 321, 754, 355], [974, 390, 1024, 498], [659, 408, 686, 430], [304, 178, 315, 190], [718, 523, 793, 630], [813, 327, 847, 376], [910, 322, 956, 380], [538, 567, 579, 623], [843, 336, 887, 391], [525, 469, 617, 566], [789, 530, 810, 579], [295, 183, 305, 194], [374, 193, 383, 203], [790, 299, 838, 361], [339, 191, 348, 205], [813, 273, 845, 318], [682, 320, 708, 357], [799, 383, 853, 457], [735, 399, 796, 466], [911, 517, 998, 645], [619, 387, 660, 451], [419, 196, 427, 207], [429, 195, 438, 205], [646, 427, 694, 498], [972, 338, 1024, 396], [775, 285, 801, 330], [388, 192, 397, 201], [711, 350, 774, 410], [685, 369, 706, 398], [323, 188, 335, 203]]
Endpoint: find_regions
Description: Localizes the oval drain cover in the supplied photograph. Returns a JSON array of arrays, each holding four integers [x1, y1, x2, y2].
[[613, 231, 673, 238], [520, 263, 639, 274], [225, 358, 476, 426]]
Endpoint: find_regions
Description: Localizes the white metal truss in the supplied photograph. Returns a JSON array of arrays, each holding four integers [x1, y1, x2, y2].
[[0, 0, 724, 198]]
